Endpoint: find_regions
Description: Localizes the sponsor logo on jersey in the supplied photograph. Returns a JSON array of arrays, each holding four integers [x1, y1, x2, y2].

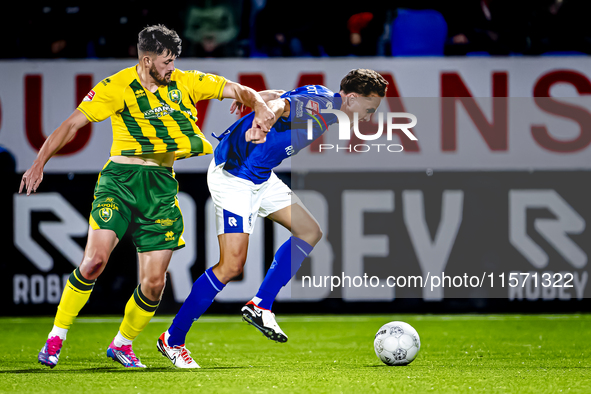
[[135, 89, 146, 98], [100, 78, 111, 86], [305, 100, 319, 115], [156, 218, 177, 227], [228, 217, 238, 227], [168, 89, 182, 104], [99, 207, 112, 222], [143, 104, 175, 119], [285, 145, 294, 156], [83, 89, 95, 102], [296, 100, 304, 117], [198, 73, 205, 81], [96, 199, 119, 211]]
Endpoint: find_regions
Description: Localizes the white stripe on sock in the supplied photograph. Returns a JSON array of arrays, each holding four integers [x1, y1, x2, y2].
[[205, 271, 222, 292], [296, 245, 309, 257]]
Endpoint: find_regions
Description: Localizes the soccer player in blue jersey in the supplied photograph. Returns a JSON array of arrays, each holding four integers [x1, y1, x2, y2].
[[157, 69, 388, 368], [23, 24, 274, 370]]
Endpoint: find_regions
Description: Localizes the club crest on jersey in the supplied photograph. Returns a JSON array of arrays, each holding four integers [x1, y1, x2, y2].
[[305, 100, 319, 115], [99, 207, 112, 222], [168, 89, 182, 104], [83, 89, 96, 102]]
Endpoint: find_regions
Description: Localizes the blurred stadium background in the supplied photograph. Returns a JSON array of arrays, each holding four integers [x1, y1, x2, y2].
[[1, 0, 590, 318]]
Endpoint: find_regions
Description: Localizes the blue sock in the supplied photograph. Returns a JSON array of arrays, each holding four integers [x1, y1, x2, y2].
[[168, 267, 225, 346], [255, 236, 314, 310]]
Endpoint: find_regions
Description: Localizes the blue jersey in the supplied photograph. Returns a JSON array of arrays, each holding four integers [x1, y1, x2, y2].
[[213, 85, 342, 184]]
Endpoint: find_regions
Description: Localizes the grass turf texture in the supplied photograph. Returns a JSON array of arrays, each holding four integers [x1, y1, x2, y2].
[[0, 314, 589, 393]]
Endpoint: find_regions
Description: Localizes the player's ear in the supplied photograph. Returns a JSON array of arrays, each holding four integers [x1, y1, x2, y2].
[[142, 53, 152, 67]]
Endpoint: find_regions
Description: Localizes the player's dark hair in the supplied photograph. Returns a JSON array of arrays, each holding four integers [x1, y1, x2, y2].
[[340, 69, 388, 97], [137, 24, 182, 57]]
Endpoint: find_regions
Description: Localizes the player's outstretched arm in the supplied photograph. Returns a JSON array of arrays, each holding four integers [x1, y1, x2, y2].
[[19, 109, 89, 196], [222, 81, 275, 137], [229, 90, 286, 115], [245, 98, 290, 144]]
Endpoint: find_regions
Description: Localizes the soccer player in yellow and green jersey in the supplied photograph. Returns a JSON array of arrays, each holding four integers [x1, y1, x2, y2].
[[77, 65, 225, 160], [20, 24, 274, 369]]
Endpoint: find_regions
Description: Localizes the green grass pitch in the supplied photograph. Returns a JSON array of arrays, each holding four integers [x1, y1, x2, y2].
[[1, 314, 589, 393]]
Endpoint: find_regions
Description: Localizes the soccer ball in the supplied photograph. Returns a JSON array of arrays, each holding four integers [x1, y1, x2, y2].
[[374, 321, 420, 366]]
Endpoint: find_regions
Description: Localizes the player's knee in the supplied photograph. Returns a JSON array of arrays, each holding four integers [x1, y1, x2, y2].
[[141, 274, 166, 300], [310, 225, 323, 246], [296, 222, 323, 247], [218, 261, 244, 282], [79, 252, 109, 280], [225, 264, 244, 281]]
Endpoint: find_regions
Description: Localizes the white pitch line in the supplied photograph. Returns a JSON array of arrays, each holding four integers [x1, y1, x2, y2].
[[0, 314, 586, 325]]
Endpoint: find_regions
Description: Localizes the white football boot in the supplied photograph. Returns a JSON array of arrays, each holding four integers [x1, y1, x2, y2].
[[157, 331, 200, 369], [241, 301, 288, 343]]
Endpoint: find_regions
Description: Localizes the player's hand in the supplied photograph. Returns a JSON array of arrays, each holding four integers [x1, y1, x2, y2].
[[245, 125, 267, 144], [230, 100, 244, 115], [252, 103, 275, 132], [19, 161, 44, 196]]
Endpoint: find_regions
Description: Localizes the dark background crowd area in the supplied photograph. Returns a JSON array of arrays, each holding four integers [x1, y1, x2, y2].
[[2, 0, 591, 59]]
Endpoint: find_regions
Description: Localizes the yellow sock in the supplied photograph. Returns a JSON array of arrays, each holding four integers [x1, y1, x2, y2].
[[54, 268, 95, 329], [119, 285, 160, 341]]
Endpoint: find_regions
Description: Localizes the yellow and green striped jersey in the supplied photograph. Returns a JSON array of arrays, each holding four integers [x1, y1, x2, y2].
[[77, 66, 227, 160]]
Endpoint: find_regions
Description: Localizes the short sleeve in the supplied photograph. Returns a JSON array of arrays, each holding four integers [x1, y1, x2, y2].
[[282, 91, 339, 125], [288, 91, 341, 152], [77, 79, 123, 123], [188, 71, 227, 102]]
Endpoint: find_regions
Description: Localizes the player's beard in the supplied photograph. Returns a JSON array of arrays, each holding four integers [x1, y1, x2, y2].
[[149, 64, 172, 86]]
